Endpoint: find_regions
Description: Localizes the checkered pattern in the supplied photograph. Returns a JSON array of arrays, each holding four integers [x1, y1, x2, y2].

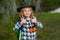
[[13, 18, 43, 40]]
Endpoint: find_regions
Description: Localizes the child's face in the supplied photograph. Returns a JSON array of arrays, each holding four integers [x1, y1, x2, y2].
[[21, 7, 33, 17]]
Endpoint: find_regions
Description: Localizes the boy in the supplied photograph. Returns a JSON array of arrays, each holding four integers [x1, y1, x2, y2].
[[13, 2, 43, 40]]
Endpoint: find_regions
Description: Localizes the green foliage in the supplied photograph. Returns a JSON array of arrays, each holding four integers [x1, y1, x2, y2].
[[0, 13, 60, 40], [41, 0, 60, 11], [45, 0, 60, 5], [36, 13, 60, 40]]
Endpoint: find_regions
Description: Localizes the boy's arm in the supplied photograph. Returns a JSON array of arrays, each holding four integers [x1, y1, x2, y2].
[[35, 22, 43, 28], [13, 22, 22, 31]]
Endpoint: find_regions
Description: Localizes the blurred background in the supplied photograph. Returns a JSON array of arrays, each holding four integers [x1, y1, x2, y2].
[[0, 0, 60, 40]]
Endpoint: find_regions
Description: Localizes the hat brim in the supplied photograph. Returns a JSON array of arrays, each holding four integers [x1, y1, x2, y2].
[[17, 5, 35, 12]]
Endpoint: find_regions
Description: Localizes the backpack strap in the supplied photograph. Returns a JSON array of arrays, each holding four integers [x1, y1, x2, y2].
[[17, 18, 23, 40], [17, 18, 21, 23]]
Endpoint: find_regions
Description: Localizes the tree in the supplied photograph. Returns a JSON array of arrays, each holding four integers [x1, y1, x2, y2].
[[35, 0, 41, 12], [0, 0, 17, 25]]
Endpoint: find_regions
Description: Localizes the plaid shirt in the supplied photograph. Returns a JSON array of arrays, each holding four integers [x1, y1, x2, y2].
[[13, 18, 43, 40]]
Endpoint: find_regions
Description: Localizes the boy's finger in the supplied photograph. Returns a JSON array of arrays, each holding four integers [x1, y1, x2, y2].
[[22, 18, 26, 20]]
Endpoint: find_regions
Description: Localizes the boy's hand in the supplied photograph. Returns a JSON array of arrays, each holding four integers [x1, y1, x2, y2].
[[20, 18, 26, 24], [31, 17, 37, 23]]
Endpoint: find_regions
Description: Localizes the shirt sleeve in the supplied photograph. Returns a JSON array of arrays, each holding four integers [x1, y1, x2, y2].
[[35, 22, 43, 28], [13, 22, 22, 31]]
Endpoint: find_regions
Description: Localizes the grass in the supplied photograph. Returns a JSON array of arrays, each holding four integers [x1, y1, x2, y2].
[[0, 13, 60, 40]]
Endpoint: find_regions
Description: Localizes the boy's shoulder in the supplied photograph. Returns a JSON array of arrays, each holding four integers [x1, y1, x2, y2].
[[17, 18, 21, 22]]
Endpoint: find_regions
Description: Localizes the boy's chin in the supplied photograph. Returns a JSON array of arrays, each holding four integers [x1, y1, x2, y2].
[[25, 16, 31, 17]]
